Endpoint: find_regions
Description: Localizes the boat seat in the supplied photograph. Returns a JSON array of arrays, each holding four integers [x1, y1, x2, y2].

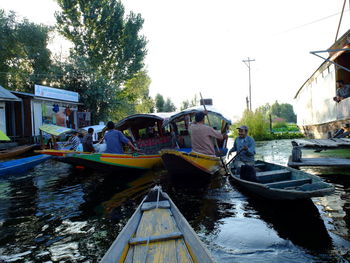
[[264, 178, 312, 189], [129, 231, 183, 245], [254, 163, 265, 168], [141, 200, 171, 211], [256, 169, 290, 183]]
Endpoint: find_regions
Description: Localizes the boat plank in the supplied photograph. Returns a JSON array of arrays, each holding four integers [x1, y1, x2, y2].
[[265, 178, 312, 188], [288, 157, 350, 167]]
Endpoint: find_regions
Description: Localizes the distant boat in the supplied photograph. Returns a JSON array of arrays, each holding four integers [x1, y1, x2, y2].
[[0, 144, 35, 159], [228, 160, 334, 200], [0, 154, 51, 176], [100, 186, 216, 263], [294, 29, 350, 138], [160, 106, 231, 177]]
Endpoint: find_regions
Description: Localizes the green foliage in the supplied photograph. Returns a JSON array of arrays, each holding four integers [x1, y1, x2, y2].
[[163, 98, 176, 112], [155, 94, 165, 112], [270, 101, 296, 123], [180, 94, 199, 110], [232, 109, 270, 141], [0, 10, 51, 92], [272, 120, 288, 129]]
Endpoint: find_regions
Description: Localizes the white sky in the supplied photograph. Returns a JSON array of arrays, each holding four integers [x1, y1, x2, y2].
[[0, 0, 349, 120]]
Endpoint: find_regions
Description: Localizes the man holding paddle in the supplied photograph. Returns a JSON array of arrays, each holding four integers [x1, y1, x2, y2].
[[229, 125, 256, 172]]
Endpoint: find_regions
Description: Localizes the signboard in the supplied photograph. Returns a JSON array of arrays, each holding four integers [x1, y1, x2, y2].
[[35, 85, 79, 102]]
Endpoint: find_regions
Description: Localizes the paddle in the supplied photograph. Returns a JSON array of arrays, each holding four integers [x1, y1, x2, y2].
[[199, 92, 229, 175], [226, 148, 245, 167]]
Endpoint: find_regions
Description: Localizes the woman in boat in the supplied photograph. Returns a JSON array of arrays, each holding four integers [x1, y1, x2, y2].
[[189, 111, 225, 156], [104, 121, 139, 154]]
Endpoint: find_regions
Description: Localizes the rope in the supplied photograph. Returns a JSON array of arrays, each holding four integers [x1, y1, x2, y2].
[[156, 186, 160, 209]]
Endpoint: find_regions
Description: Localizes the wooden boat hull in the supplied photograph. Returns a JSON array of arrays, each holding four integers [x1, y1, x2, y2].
[[60, 153, 162, 173], [160, 149, 222, 176], [100, 186, 215, 263], [35, 149, 80, 157], [228, 160, 334, 200], [0, 145, 35, 159], [0, 154, 52, 176]]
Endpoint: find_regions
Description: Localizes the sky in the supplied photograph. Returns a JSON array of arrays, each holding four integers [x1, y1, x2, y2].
[[0, 0, 349, 120]]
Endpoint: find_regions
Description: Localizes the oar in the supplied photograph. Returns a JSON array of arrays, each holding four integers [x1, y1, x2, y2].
[[199, 92, 229, 175], [226, 148, 245, 167]]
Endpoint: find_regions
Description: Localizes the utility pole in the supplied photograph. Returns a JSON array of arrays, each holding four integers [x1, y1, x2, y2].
[[242, 57, 255, 111]]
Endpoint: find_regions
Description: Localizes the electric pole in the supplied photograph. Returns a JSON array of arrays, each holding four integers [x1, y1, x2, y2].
[[242, 57, 255, 111]]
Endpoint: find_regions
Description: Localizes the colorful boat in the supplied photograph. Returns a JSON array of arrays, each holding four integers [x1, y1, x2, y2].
[[100, 186, 215, 263], [160, 149, 222, 176], [160, 106, 231, 176], [0, 154, 52, 176], [0, 144, 35, 159], [60, 152, 162, 173], [228, 160, 335, 200]]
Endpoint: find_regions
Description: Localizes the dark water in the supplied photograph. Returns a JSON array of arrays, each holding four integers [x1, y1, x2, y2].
[[0, 139, 350, 262]]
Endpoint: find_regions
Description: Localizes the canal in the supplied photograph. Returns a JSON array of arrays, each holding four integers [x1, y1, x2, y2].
[[0, 139, 349, 262]]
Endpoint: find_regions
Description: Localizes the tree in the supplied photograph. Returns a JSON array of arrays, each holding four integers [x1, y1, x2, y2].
[[180, 94, 199, 110], [0, 10, 51, 92], [163, 98, 176, 112], [270, 101, 296, 123], [155, 94, 165, 112], [55, 0, 147, 83]]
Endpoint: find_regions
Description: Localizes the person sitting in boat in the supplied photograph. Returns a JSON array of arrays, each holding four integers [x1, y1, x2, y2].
[[229, 125, 256, 172], [333, 80, 350, 103], [82, 128, 95, 152], [104, 121, 139, 154], [64, 131, 81, 151], [189, 111, 225, 156]]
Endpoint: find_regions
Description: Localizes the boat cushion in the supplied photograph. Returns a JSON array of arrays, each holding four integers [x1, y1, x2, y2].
[[265, 178, 312, 189], [240, 165, 257, 182]]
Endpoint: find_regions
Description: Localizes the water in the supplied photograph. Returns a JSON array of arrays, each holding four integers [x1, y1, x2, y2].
[[0, 139, 349, 262]]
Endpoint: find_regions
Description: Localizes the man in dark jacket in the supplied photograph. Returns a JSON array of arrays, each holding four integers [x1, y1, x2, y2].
[[82, 128, 95, 152]]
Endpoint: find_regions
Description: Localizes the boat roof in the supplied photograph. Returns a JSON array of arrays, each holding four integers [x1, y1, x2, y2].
[[162, 105, 232, 127], [116, 112, 174, 131], [0, 86, 21, 102], [39, 124, 72, 136], [294, 29, 350, 99]]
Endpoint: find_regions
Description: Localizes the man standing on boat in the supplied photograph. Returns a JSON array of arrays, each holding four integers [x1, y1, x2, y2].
[[82, 128, 95, 152], [104, 121, 138, 154], [189, 111, 225, 156], [229, 125, 256, 171]]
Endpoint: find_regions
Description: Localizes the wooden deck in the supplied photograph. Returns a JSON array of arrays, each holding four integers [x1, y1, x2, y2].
[[292, 138, 350, 149], [288, 156, 350, 168]]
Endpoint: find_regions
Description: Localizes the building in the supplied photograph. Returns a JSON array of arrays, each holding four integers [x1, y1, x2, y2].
[[294, 29, 350, 138]]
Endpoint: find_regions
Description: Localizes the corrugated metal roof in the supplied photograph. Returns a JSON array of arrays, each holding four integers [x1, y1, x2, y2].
[[0, 86, 21, 102]]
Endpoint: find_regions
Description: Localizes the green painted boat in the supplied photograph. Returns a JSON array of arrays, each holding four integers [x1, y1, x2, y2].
[[228, 160, 335, 200]]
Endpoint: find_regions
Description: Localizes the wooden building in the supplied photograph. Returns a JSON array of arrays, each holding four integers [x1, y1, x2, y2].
[[294, 29, 350, 138]]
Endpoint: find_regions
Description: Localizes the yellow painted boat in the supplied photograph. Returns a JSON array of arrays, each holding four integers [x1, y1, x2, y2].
[[100, 186, 216, 263], [61, 152, 162, 173], [160, 149, 222, 176]]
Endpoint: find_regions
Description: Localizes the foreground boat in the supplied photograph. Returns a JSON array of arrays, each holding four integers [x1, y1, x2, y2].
[[0, 144, 35, 159], [228, 160, 334, 200], [60, 152, 162, 173], [0, 154, 52, 176], [160, 149, 222, 176], [100, 186, 215, 263]]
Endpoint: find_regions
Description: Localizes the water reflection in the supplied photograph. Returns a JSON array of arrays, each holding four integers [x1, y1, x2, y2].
[[0, 140, 349, 262]]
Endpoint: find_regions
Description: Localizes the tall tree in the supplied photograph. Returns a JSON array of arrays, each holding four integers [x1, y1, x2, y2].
[[55, 0, 147, 83], [0, 10, 51, 92], [155, 94, 165, 112], [163, 98, 176, 112]]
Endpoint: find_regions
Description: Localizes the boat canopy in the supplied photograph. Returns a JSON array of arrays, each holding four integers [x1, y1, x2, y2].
[[39, 124, 72, 136], [116, 113, 174, 131], [162, 106, 231, 127], [79, 124, 106, 134], [0, 130, 10, 141]]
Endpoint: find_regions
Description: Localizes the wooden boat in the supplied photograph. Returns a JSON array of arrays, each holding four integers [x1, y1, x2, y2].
[[0, 144, 35, 159], [160, 149, 222, 176], [228, 160, 335, 200], [100, 186, 215, 263], [60, 152, 162, 173], [160, 106, 231, 176], [0, 154, 52, 176]]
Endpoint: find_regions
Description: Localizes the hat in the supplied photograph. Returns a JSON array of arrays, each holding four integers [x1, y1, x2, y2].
[[237, 125, 248, 131]]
